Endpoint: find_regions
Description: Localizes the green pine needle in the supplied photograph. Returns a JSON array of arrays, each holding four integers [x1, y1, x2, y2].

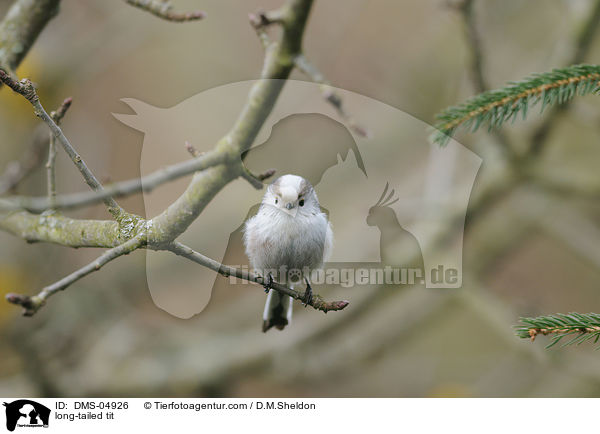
[[515, 312, 600, 349], [431, 64, 600, 146]]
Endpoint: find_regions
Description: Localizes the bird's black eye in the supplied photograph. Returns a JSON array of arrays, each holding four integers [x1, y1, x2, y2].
[[275, 198, 278, 204], [299, 199, 305, 207]]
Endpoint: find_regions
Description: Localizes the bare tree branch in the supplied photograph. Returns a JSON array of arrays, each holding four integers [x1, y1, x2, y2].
[[146, 0, 315, 246], [294, 54, 370, 138], [2, 0, 322, 316], [2, 149, 229, 213], [124, 0, 205, 22], [166, 241, 349, 313]]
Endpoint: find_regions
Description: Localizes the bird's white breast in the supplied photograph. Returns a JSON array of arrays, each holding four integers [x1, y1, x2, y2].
[[244, 204, 331, 274]]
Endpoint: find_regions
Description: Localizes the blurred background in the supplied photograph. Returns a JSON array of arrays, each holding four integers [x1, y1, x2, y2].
[[1, 0, 600, 397]]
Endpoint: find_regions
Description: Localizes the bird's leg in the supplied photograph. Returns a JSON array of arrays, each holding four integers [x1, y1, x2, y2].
[[302, 277, 313, 307], [263, 272, 274, 293]]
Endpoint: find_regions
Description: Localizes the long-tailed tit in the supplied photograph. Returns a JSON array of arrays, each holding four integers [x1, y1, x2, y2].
[[244, 174, 333, 332]]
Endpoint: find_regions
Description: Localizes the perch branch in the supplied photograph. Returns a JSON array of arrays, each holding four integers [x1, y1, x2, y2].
[[6, 233, 146, 316], [166, 241, 349, 313], [123, 0, 205, 22]]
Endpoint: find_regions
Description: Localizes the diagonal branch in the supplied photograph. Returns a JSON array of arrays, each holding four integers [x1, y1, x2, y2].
[[249, 10, 368, 138], [2, 0, 319, 316], [6, 233, 146, 316], [166, 241, 349, 313], [294, 54, 369, 138], [124, 0, 205, 22]]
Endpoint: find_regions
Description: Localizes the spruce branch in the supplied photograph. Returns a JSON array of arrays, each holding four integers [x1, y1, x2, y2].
[[515, 313, 600, 349], [431, 64, 600, 146]]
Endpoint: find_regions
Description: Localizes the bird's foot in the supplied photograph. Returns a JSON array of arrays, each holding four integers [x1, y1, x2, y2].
[[302, 278, 313, 307], [263, 273, 273, 293]]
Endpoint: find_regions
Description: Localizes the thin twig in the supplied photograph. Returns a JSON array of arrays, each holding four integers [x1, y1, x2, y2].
[[6, 233, 146, 316], [294, 54, 369, 138], [184, 140, 203, 158], [166, 241, 349, 313], [47, 97, 72, 208], [249, 10, 285, 49], [240, 165, 276, 189], [124, 0, 205, 22]]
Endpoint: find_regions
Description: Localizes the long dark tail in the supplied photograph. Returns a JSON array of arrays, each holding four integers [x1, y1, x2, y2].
[[262, 290, 293, 332]]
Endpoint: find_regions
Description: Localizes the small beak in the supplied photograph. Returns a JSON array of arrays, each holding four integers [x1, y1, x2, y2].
[[285, 203, 294, 210]]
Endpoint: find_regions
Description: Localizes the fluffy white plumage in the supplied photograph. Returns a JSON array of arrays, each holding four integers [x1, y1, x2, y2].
[[243, 174, 333, 332]]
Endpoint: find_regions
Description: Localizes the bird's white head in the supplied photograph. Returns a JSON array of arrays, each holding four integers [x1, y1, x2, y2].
[[263, 174, 320, 216]]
